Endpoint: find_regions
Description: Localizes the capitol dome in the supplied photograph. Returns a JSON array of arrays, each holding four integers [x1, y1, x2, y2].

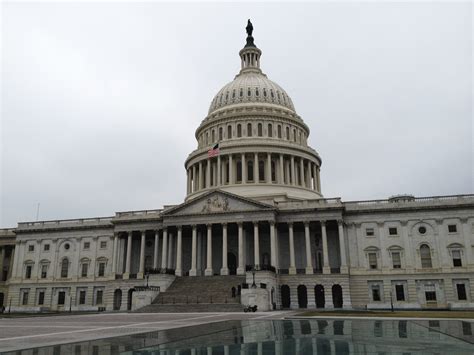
[[185, 21, 322, 203]]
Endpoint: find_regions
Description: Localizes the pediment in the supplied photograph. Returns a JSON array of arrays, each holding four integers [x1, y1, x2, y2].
[[164, 190, 274, 216]]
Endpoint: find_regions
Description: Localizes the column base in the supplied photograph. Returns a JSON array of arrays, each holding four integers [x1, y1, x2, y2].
[[137, 272, 144, 279], [220, 268, 229, 276], [123, 273, 130, 280], [340, 266, 349, 274], [175, 269, 182, 276], [289, 267, 296, 275], [189, 269, 197, 276], [323, 266, 331, 274], [237, 267, 245, 275], [204, 269, 213, 276], [305, 267, 314, 275]]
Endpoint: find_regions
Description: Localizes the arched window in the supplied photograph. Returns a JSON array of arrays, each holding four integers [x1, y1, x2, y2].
[[61, 258, 69, 278], [219, 127, 223, 141], [240, 88, 243, 98], [232, 90, 236, 99], [247, 123, 252, 137], [258, 123, 263, 137], [259, 160, 265, 181], [227, 125, 232, 139], [255, 88, 259, 97], [237, 124, 242, 137], [236, 161, 242, 182], [268, 124, 273, 137], [420, 244, 432, 268], [247, 160, 254, 181], [271, 160, 276, 182], [211, 129, 215, 143], [247, 88, 251, 97], [278, 125, 282, 138], [286, 127, 290, 140], [206, 132, 209, 145]]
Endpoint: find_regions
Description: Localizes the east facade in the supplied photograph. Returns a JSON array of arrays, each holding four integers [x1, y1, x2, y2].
[[2, 24, 473, 313]]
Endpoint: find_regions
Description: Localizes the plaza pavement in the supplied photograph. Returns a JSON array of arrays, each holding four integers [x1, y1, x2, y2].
[[0, 311, 297, 352]]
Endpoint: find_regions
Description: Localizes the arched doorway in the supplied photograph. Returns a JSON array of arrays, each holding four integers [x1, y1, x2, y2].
[[332, 284, 343, 308], [227, 252, 237, 275], [113, 289, 122, 311], [281, 285, 291, 309], [315, 285, 325, 308], [297, 285, 308, 308], [127, 289, 135, 311]]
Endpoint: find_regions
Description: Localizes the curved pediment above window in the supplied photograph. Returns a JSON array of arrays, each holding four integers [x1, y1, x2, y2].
[[447, 242, 464, 249], [387, 245, 403, 251], [364, 246, 380, 252], [410, 221, 435, 236]]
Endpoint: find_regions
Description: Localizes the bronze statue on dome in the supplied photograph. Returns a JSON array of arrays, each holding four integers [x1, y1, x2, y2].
[[245, 19, 256, 47]]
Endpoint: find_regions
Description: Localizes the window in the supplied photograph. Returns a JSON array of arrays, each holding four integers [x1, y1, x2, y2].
[[100, 241, 107, 249], [278, 125, 282, 138], [372, 286, 381, 301], [448, 224, 457, 233], [227, 125, 232, 139], [98, 263, 106, 277], [38, 291, 45, 305], [237, 124, 242, 137], [25, 265, 32, 279], [28, 245, 34, 252], [211, 129, 215, 142], [247, 161, 253, 182], [43, 244, 50, 251], [457, 284, 467, 300], [79, 291, 86, 305], [368, 253, 377, 269], [268, 124, 273, 137], [389, 227, 398, 235], [61, 259, 69, 278], [81, 263, 88, 277], [425, 285, 436, 302], [219, 127, 223, 141], [255, 88, 259, 97], [395, 285, 405, 301], [247, 123, 252, 137], [41, 264, 48, 279], [366, 228, 375, 236], [420, 244, 432, 268], [392, 252, 401, 269], [22, 290, 29, 305], [418, 226, 426, 234], [259, 160, 265, 182], [258, 123, 263, 137], [96, 290, 103, 305], [452, 250, 462, 267], [64, 243, 70, 250], [58, 291, 66, 305]]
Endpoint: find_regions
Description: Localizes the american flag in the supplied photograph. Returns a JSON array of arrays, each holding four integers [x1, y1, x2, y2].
[[208, 143, 220, 157]]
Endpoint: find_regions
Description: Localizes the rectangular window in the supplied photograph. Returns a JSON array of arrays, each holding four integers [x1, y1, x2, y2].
[[452, 250, 462, 267], [28, 245, 34, 252], [83, 242, 90, 250], [98, 263, 106, 277], [43, 244, 50, 251], [372, 286, 381, 301], [41, 264, 48, 279], [96, 290, 103, 305], [79, 291, 86, 305], [38, 291, 45, 305], [389, 227, 398, 235], [457, 284, 467, 301], [58, 291, 66, 305], [366, 228, 374, 236], [395, 285, 405, 301], [100, 241, 107, 249], [81, 263, 88, 277], [22, 291, 29, 305], [25, 265, 32, 279], [425, 285, 437, 302], [448, 224, 457, 233], [392, 252, 401, 269], [368, 253, 377, 269]]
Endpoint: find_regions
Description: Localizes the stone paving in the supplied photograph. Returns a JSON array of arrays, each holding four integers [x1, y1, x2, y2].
[[0, 311, 295, 352]]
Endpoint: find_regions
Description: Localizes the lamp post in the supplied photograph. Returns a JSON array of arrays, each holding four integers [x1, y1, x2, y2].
[[251, 270, 256, 288], [146, 272, 150, 288]]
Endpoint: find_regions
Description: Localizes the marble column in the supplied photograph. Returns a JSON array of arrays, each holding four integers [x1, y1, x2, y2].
[[153, 230, 159, 269], [241, 154, 246, 184], [254, 222, 260, 266], [338, 221, 348, 273], [270, 222, 277, 269], [221, 223, 229, 275], [125, 232, 132, 277], [288, 223, 296, 274], [167, 232, 174, 269], [199, 161, 203, 189], [254, 153, 259, 182], [175, 226, 182, 276], [229, 154, 234, 184], [266, 153, 272, 183], [279, 154, 284, 184], [186, 169, 190, 194], [193, 165, 197, 192], [304, 222, 313, 274], [138, 231, 146, 277], [237, 222, 245, 275], [306, 161, 312, 188], [112, 234, 118, 275], [316, 166, 321, 191], [217, 155, 221, 186], [197, 231, 202, 274], [161, 228, 168, 269], [299, 158, 305, 187], [206, 159, 211, 188], [312, 164, 317, 191], [205, 224, 213, 276], [291, 156, 296, 185], [190, 225, 197, 276], [321, 221, 330, 274]]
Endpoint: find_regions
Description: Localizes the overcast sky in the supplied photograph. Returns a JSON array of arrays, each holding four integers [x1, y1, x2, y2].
[[1, 2, 472, 228]]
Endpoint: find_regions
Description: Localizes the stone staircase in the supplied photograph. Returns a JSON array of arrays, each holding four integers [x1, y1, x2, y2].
[[135, 275, 246, 313]]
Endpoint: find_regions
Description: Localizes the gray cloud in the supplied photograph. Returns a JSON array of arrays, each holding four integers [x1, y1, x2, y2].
[[1, 2, 472, 227]]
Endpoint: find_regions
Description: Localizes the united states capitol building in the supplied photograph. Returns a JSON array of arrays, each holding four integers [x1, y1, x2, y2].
[[1, 23, 473, 313]]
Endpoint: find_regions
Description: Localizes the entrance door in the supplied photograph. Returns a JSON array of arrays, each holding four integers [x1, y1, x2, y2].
[[0, 293, 4, 308], [228, 252, 237, 275], [332, 284, 343, 308], [315, 285, 325, 308], [127, 289, 135, 311], [113, 289, 122, 311], [281, 285, 291, 308], [298, 285, 308, 308]]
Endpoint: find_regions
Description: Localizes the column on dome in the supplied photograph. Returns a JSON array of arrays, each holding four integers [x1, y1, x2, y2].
[[321, 221, 330, 274], [153, 230, 160, 269], [241, 153, 246, 184], [193, 165, 197, 192], [316, 166, 321, 191], [304, 222, 313, 274], [338, 221, 348, 273], [217, 155, 221, 186], [237, 222, 245, 275], [285, 159, 290, 185], [175, 226, 183, 276], [190, 225, 197, 276], [206, 159, 211, 188], [288, 223, 296, 274], [138, 230, 146, 277], [254, 153, 259, 183], [254, 222, 260, 266], [290, 156, 296, 186], [299, 158, 305, 187], [186, 169, 191, 194], [266, 153, 271, 183], [199, 161, 203, 189], [279, 154, 284, 184], [312, 164, 317, 191], [221, 223, 229, 275], [229, 154, 234, 184], [205, 224, 213, 276], [306, 161, 312, 189]]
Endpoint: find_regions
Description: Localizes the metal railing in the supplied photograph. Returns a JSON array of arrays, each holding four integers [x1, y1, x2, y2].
[[156, 294, 239, 305]]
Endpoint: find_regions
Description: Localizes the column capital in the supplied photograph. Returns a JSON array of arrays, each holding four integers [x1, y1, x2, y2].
[[253, 221, 259, 226], [206, 223, 212, 229], [288, 222, 293, 227], [337, 220, 344, 227], [237, 222, 243, 227], [222, 222, 227, 228], [303, 221, 310, 228], [320, 220, 326, 227], [141, 230, 146, 236], [269, 221, 275, 226], [176, 225, 182, 231]]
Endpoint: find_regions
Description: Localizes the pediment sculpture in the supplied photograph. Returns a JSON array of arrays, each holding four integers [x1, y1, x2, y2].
[[201, 195, 230, 213]]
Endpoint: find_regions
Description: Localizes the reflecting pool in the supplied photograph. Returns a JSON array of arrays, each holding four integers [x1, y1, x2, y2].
[[2, 318, 474, 354]]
